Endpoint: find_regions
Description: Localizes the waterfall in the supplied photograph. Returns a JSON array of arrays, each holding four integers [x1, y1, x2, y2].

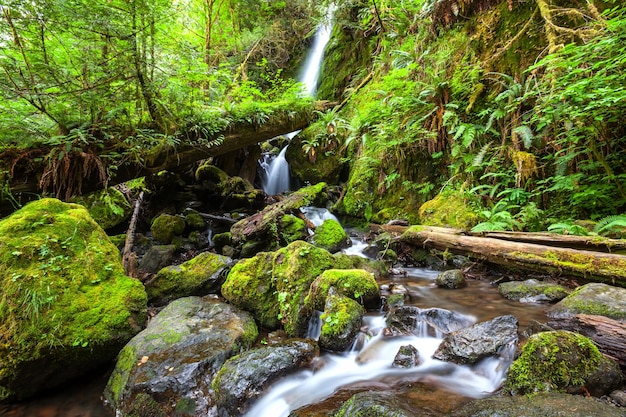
[[260, 7, 335, 195]]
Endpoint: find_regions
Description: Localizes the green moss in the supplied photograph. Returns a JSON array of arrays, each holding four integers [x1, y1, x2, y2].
[[339, 156, 380, 219], [418, 190, 478, 229], [320, 296, 363, 338], [151, 214, 185, 244], [195, 162, 229, 184], [0, 199, 147, 398], [184, 212, 206, 231], [104, 344, 139, 407], [313, 219, 349, 253], [504, 331, 603, 395], [147, 252, 231, 304], [71, 188, 132, 230], [305, 269, 379, 311], [109, 233, 127, 250], [279, 214, 307, 244]]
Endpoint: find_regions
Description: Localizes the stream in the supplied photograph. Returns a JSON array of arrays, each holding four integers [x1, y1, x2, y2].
[[0, 234, 549, 417]]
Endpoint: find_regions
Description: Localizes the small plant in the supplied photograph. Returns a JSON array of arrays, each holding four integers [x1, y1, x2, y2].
[[548, 222, 589, 236], [471, 201, 521, 232], [594, 215, 626, 237]]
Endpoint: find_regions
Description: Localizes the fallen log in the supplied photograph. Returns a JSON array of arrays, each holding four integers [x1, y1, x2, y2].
[[400, 226, 626, 287], [547, 314, 626, 367], [5, 100, 335, 199], [230, 182, 328, 244], [471, 231, 626, 253]]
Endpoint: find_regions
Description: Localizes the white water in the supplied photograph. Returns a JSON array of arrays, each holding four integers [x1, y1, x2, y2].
[[260, 7, 335, 195], [246, 308, 515, 417]]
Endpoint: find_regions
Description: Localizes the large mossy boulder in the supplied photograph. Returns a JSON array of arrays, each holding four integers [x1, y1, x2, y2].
[[72, 187, 132, 230], [547, 283, 626, 320], [0, 198, 147, 401], [499, 279, 570, 303], [222, 241, 368, 337], [104, 296, 258, 417], [146, 252, 234, 305], [504, 330, 623, 396], [212, 339, 318, 416], [312, 218, 350, 253]]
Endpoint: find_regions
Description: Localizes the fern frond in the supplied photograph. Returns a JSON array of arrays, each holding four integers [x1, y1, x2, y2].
[[513, 125, 534, 149], [594, 215, 626, 235], [473, 143, 492, 167]]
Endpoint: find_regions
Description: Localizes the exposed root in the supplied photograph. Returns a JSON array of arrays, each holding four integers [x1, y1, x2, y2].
[[39, 148, 108, 200]]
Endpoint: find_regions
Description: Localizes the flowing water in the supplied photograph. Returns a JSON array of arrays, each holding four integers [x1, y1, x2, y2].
[[260, 7, 335, 195]]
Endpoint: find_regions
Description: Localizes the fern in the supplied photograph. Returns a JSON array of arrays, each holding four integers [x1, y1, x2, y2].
[[513, 125, 534, 149], [594, 215, 626, 236], [473, 143, 492, 167]]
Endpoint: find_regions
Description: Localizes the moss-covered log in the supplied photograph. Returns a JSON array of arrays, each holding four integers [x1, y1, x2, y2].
[[401, 226, 626, 287], [5, 100, 335, 200]]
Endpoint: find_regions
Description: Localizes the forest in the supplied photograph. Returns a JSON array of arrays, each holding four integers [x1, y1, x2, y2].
[[1, 0, 626, 416], [0, 0, 625, 233]]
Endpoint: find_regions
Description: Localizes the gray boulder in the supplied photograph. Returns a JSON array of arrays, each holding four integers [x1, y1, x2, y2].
[[212, 339, 318, 416], [103, 296, 258, 417], [385, 306, 475, 337], [433, 315, 518, 364], [547, 283, 626, 320]]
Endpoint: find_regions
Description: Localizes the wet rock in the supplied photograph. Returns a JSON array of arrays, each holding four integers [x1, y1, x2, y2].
[[0, 198, 147, 401], [547, 283, 626, 320], [103, 296, 257, 417], [184, 210, 206, 231], [386, 306, 475, 337], [333, 391, 416, 417], [146, 252, 234, 305], [138, 244, 176, 274], [433, 315, 518, 365], [499, 279, 570, 303], [504, 330, 623, 396], [392, 344, 422, 368], [435, 269, 467, 289], [280, 214, 308, 243], [222, 241, 373, 337], [212, 339, 318, 416], [151, 213, 185, 244], [306, 269, 380, 311], [450, 392, 625, 417], [312, 218, 350, 253], [286, 128, 344, 185], [319, 288, 364, 352]]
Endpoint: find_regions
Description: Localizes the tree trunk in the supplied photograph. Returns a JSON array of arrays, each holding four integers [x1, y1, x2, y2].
[[400, 226, 626, 287], [547, 314, 626, 368]]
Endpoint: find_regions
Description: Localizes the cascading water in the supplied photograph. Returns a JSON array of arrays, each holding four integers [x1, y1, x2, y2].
[[260, 7, 335, 195]]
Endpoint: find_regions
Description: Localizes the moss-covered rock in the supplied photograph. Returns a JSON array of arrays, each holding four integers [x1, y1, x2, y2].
[[279, 214, 307, 244], [150, 214, 185, 244], [312, 218, 350, 253], [286, 126, 344, 185], [306, 269, 380, 311], [184, 211, 206, 231], [222, 241, 362, 337], [418, 190, 478, 230], [0, 198, 147, 401], [146, 252, 233, 305], [504, 330, 623, 396], [338, 156, 380, 219], [212, 339, 318, 416], [104, 296, 257, 417], [436, 269, 467, 289], [499, 279, 570, 303], [195, 161, 229, 186], [72, 187, 132, 230], [319, 289, 364, 352], [547, 283, 626, 320]]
